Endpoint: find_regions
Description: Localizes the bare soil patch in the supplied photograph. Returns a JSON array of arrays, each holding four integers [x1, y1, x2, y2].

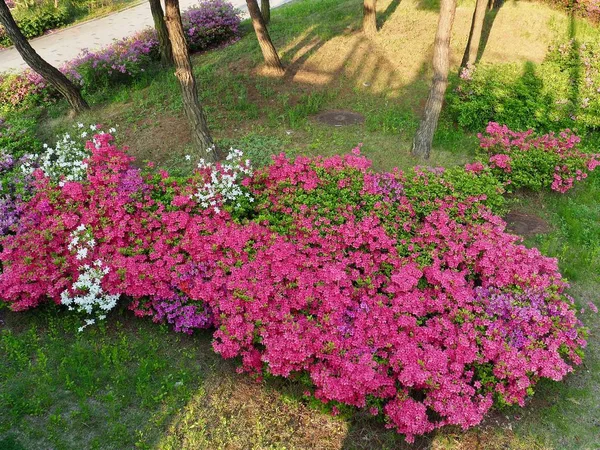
[[505, 209, 551, 237]]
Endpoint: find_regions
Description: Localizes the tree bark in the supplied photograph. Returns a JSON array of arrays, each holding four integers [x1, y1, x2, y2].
[[164, 0, 217, 162], [246, 0, 284, 75], [148, 0, 173, 66], [0, 0, 89, 113], [460, 0, 486, 70], [260, 0, 270, 25], [412, 0, 456, 159], [363, 0, 377, 36]]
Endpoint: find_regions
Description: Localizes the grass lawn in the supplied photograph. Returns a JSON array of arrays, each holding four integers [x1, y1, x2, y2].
[[1, 0, 600, 448]]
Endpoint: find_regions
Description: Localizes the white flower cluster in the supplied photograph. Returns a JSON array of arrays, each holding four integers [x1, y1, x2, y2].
[[193, 148, 254, 213], [21, 123, 117, 186], [61, 225, 120, 332]]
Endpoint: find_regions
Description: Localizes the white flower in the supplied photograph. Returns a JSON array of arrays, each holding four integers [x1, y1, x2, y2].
[[185, 155, 191, 161], [76, 248, 88, 260], [77, 123, 84, 129], [90, 124, 97, 131]]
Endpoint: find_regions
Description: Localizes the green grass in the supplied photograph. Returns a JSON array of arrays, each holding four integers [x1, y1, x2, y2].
[[2, 0, 600, 448]]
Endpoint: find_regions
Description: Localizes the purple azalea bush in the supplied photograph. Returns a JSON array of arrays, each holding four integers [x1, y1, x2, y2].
[[62, 29, 160, 90], [183, 0, 241, 51], [0, 151, 35, 237]]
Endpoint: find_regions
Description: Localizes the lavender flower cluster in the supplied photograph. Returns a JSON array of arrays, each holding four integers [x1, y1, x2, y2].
[[0, 151, 35, 236], [183, 0, 241, 51]]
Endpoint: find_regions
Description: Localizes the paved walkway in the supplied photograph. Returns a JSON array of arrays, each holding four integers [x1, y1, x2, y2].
[[0, 0, 291, 72]]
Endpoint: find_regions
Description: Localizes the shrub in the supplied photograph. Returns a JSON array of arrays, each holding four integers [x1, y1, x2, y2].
[[545, 39, 600, 129], [0, 115, 40, 157], [476, 122, 600, 193], [0, 2, 73, 47], [0, 121, 114, 237], [182, 0, 241, 52], [63, 29, 159, 90], [448, 39, 600, 133], [541, 0, 600, 23], [0, 71, 54, 113], [0, 115, 40, 236], [0, 135, 589, 442], [448, 63, 572, 133]]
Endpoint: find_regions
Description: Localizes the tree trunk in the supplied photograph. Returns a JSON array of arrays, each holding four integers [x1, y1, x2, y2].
[[0, 0, 89, 113], [148, 0, 173, 66], [363, 0, 377, 36], [164, 0, 217, 162], [260, 0, 270, 25], [412, 0, 456, 159], [246, 0, 284, 75], [460, 0, 486, 70]]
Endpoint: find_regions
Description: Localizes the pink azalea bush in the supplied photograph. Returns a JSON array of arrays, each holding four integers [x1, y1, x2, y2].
[[476, 122, 600, 193], [0, 133, 589, 442], [0, 71, 53, 109]]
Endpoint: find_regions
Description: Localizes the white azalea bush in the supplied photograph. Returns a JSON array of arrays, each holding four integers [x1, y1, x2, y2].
[[21, 123, 117, 185], [193, 148, 254, 213], [61, 225, 120, 331]]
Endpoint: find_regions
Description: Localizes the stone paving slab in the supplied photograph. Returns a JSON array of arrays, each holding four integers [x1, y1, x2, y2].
[[0, 0, 291, 72]]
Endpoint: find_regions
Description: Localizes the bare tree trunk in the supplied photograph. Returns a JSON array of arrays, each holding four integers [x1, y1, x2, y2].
[[412, 0, 456, 159], [460, 0, 486, 70], [246, 0, 284, 75], [149, 0, 173, 66], [363, 0, 377, 36], [260, 0, 270, 25], [0, 0, 89, 113], [164, 0, 217, 162]]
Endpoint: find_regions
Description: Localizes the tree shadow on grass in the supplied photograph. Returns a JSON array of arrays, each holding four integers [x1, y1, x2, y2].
[[378, 0, 402, 29], [567, 11, 581, 118], [475, 0, 502, 63]]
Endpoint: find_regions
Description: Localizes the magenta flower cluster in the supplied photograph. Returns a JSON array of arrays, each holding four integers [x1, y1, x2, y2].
[[0, 133, 590, 442], [477, 122, 600, 193]]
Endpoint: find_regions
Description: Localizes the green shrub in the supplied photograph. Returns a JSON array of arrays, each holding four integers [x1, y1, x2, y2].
[[0, 114, 40, 158], [0, 1, 74, 47], [16, 5, 71, 38], [447, 62, 572, 133], [448, 39, 600, 134]]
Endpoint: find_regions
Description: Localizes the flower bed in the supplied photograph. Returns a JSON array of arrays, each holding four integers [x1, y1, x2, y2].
[[0, 126, 591, 441], [475, 122, 600, 193]]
